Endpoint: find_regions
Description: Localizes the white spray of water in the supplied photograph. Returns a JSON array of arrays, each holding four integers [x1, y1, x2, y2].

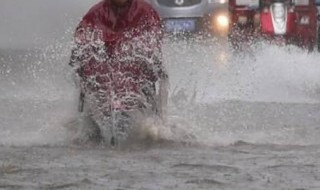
[[1, 36, 320, 146], [165, 39, 320, 146], [0, 39, 79, 146]]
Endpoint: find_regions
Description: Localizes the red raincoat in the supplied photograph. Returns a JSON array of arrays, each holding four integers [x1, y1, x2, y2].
[[70, 0, 164, 99]]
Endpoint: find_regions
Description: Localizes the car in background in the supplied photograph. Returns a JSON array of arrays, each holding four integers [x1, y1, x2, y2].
[[145, 0, 229, 36]]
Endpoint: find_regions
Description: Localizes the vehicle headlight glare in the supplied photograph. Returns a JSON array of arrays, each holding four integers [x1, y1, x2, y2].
[[208, 0, 227, 4], [217, 15, 229, 28]]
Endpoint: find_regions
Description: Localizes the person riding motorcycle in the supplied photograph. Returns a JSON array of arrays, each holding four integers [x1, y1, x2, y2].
[[69, 0, 168, 145]]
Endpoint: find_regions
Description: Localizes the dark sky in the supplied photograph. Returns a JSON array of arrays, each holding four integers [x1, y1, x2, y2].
[[0, 0, 98, 48]]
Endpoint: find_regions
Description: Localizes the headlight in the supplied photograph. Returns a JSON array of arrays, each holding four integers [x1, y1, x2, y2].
[[217, 15, 229, 28], [218, 0, 228, 3], [211, 13, 229, 35], [208, 0, 228, 4]]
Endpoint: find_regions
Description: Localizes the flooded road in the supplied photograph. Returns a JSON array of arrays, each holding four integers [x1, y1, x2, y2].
[[1, 143, 320, 190], [1, 1, 320, 189], [1, 42, 320, 189]]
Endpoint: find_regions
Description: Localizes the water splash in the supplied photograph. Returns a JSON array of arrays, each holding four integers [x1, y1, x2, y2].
[[0, 35, 78, 146], [165, 39, 320, 146], [1, 34, 320, 146]]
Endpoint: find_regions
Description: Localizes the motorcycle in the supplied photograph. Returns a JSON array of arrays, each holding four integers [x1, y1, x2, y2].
[[76, 71, 168, 146], [71, 28, 168, 146], [229, 0, 318, 51], [260, 0, 318, 51]]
